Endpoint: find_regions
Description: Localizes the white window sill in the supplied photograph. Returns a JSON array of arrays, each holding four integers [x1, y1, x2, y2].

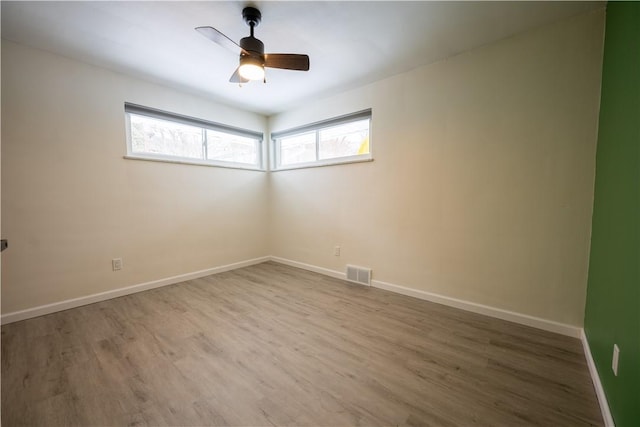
[[271, 156, 373, 172], [124, 155, 265, 171]]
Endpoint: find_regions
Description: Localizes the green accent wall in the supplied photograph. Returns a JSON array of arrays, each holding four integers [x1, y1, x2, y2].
[[584, 2, 640, 426]]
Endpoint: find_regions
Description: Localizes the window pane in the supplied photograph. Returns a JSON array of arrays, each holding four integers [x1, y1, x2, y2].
[[280, 132, 316, 165], [319, 119, 370, 160], [206, 129, 258, 165], [130, 114, 203, 159]]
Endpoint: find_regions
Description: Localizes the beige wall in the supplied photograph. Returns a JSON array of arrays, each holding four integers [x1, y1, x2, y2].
[[2, 9, 605, 327], [1, 40, 269, 313], [268, 10, 605, 327]]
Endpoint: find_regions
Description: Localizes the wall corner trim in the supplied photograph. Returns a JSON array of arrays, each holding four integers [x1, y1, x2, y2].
[[580, 329, 615, 427], [0, 256, 271, 325]]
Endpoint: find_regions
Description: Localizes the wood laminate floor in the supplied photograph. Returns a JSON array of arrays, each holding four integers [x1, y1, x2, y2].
[[2, 261, 602, 426]]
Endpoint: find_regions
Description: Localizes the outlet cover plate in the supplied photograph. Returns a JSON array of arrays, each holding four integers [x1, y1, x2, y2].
[[612, 344, 620, 376]]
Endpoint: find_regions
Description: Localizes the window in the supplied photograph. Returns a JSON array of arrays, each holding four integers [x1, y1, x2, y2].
[[125, 103, 263, 170], [271, 109, 372, 170]]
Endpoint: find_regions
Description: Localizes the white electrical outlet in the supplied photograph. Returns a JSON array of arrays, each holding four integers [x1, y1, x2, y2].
[[612, 344, 620, 376], [112, 258, 123, 271], [334, 246, 341, 256]]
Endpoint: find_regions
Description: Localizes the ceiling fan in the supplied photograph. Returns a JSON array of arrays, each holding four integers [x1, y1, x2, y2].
[[196, 6, 310, 84]]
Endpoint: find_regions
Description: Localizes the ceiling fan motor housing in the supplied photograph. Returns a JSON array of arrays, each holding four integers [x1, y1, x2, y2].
[[240, 36, 264, 56], [240, 7, 264, 65]]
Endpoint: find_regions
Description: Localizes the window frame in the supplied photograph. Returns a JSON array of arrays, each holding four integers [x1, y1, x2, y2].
[[270, 109, 373, 171], [124, 103, 265, 171]]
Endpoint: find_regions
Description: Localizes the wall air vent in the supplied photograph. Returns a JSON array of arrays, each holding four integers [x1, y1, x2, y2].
[[346, 265, 372, 286]]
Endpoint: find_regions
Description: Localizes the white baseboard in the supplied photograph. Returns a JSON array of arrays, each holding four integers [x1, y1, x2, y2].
[[269, 257, 581, 338], [270, 256, 347, 281], [1, 255, 582, 340], [581, 329, 615, 426], [0, 256, 270, 325], [372, 279, 582, 338]]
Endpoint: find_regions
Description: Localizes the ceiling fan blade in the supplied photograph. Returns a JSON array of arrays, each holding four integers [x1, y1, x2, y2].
[[264, 54, 310, 71], [229, 67, 250, 84], [195, 26, 248, 55]]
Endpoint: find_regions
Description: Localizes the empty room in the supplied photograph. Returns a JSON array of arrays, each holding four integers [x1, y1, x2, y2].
[[1, 1, 638, 426]]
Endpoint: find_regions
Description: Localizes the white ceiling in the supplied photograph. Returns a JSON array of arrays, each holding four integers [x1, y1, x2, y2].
[[2, 1, 602, 116]]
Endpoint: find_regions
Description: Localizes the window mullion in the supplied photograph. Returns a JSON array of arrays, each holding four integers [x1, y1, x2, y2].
[[202, 128, 207, 160], [315, 130, 320, 161], [274, 139, 280, 169]]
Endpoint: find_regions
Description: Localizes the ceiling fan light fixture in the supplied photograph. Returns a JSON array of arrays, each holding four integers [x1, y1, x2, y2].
[[238, 56, 264, 81], [196, 6, 309, 84]]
